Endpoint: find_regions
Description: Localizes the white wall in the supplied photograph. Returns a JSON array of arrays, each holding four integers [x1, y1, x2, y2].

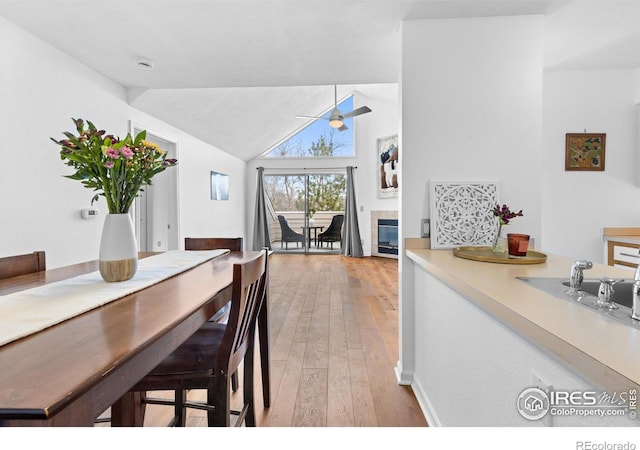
[[401, 16, 543, 240], [246, 84, 399, 254], [542, 69, 640, 263], [399, 15, 543, 380], [127, 111, 247, 247], [0, 16, 129, 269], [0, 16, 246, 268]]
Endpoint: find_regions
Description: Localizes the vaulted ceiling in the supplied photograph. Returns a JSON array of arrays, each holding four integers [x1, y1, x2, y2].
[[1, 0, 638, 161]]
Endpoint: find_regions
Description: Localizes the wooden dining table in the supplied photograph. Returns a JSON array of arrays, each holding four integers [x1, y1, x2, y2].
[[0, 250, 270, 426]]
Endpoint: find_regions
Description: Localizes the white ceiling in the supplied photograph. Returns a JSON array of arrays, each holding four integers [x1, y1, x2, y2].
[[1, 0, 638, 161]]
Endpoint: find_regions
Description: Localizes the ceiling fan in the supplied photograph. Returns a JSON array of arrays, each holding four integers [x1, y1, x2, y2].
[[296, 85, 372, 131]]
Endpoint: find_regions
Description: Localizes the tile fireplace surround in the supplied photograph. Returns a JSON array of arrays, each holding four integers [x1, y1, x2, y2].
[[371, 210, 398, 259]]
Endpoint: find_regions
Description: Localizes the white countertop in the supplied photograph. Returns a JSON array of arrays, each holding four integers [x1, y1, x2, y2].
[[406, 247, 640, 392]]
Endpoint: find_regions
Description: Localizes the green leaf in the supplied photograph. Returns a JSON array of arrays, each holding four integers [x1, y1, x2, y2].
[[134, 130, 146, 145]]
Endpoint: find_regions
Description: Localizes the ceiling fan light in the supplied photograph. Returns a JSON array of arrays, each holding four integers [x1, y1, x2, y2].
[[328, 108, 343, 128]]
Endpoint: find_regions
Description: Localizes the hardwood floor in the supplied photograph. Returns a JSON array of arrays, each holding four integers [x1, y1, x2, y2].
[[132, 254, 427, 427]]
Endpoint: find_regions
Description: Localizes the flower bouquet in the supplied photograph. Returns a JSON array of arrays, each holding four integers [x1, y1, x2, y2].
[[51, 118, 178, 281], [51, 118, 177, 214], [491, 204, 523, 252]]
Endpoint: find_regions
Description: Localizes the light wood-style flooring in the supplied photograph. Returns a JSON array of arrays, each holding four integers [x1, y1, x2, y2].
[[136, 254, 427, 427]]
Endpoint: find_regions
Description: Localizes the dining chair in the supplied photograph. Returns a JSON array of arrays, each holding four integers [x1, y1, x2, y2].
[[185, 237, 243, 389], [185, 237, 242, 322], [184, 237, 243, 252], [130, 250, 268, 426], [184, 237, 271, 408], [0, 251, 46, 280]]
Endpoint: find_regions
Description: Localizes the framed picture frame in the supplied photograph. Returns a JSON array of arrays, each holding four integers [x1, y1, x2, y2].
[[377, 134, 399, 198], [565, 133, 606, 171], [210, 171, 229, 201], [429, 179, 499, 249]]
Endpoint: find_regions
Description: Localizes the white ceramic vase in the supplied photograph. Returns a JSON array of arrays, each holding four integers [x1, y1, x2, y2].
[[99, 213, 138, 282]]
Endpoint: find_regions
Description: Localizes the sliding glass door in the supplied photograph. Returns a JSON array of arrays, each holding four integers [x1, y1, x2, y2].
[[264, 172, 345, 254]]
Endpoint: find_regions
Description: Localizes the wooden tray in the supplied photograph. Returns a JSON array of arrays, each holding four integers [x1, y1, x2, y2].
[[453, 246, 547, 265]]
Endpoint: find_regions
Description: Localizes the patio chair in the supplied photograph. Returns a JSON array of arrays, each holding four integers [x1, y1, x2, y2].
[[317, 214, 344, 250], [277, 215, 305, 249]]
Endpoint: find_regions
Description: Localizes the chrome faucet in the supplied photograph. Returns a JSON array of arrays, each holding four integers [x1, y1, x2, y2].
[[632, 264, 640, 320], [566, 259, 593, 296], [595, 277, 623, 309]]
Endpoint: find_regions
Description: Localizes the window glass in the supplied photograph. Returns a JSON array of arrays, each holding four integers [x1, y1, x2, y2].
[[263, 96, 354, 158]]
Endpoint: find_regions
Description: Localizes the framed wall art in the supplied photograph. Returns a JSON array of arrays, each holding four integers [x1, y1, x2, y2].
[[377, 134, 399, 198], [210, 171, 229, 201], [565, 133, 606, 171], [429, 179, 499, 249]]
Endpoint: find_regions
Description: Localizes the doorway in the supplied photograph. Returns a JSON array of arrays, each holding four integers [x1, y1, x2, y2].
[[264, 172, 345, 254], [131, 125, 180, 252]]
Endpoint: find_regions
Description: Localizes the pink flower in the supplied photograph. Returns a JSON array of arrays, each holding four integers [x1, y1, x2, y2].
[[104, 161, 114, 169], [106, 147, 119, 159], [121, 146, 134, 159]]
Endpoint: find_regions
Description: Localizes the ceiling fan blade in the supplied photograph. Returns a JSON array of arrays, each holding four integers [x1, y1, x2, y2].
[[338, 124, 348, 132], [342, 106, 372, 119]]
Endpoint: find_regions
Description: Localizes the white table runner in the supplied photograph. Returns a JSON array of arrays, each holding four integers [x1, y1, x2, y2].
[[0, 249, 229, 347]]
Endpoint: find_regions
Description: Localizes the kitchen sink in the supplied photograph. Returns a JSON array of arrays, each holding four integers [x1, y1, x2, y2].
[[516, 276, 640, 329], [560, 280, 634, 309]]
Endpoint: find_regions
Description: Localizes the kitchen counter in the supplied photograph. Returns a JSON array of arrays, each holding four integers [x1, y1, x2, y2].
[[407, 248, 639, 392], [602, 227, 640, 269]]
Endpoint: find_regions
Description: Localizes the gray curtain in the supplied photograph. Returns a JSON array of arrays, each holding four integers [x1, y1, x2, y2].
[[252, 167, 272, 250], [341, 166, 364, 257]]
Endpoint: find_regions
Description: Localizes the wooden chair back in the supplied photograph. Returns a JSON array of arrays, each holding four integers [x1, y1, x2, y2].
[[219, 251, 267, 377], [184, 237, 243, 252], [0, 251, 46, 280]]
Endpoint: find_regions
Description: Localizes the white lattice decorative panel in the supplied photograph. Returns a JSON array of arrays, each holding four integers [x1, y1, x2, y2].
[[429, 180, 499, 249]]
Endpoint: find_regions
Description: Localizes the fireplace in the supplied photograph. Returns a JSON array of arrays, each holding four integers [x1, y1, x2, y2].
[[371, 210, 398, 259], [377, 219, 398, 255]]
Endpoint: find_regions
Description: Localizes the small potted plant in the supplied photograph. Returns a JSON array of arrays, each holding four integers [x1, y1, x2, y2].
[[492, 204, 523, 253]]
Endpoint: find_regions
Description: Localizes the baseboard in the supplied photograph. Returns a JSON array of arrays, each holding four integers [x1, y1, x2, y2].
[[411, 376, 443, 427], [394, 361, 412, 385], [395, 361, 440, 426]]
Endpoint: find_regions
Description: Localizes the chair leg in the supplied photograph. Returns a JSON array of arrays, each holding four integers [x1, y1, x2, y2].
[[175, 389, 186, 427], [208, 374, 230, 426], [258, 297, 270, 407], [243, 341, 256, 426]]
